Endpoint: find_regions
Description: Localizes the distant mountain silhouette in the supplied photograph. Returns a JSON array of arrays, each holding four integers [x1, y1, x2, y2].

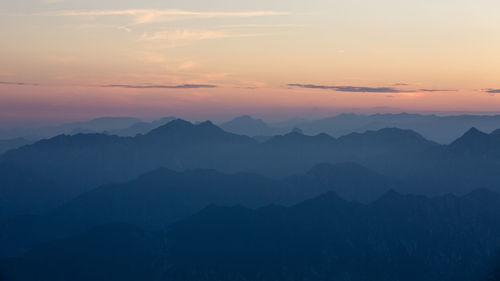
[[4, 113, 500, 143], [0, 117, 142, 140], [3, 120, 500, 204], [449, 127, 500, 155], [63, 117, 142, 132], [0, 119, 256, 193], [338, 127, 434, 146], [144, 120, 254, 144], [3, 190, 500, 281], [220, 115, 284, 136], [108, 116, 176, 136], [284, 113, 500, 143], [219, 113, 500, 143]]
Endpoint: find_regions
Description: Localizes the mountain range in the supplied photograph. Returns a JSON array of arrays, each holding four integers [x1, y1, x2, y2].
[[217, 113, 500, 143], [2, 118, 500, 208], [4, 113, 500, 145], [0, 117, 142, 141], [2, 189, 500, 281], [0, 163, 393, 257], [2, 117, 500, 281]]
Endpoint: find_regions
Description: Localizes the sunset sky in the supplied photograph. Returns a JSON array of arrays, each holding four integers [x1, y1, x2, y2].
[[1, 0, 500, 125]]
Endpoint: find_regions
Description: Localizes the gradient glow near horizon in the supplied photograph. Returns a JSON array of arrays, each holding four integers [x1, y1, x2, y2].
[[1, 0, 500, 124]]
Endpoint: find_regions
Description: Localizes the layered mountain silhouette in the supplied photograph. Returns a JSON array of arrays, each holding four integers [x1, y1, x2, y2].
[[268, 113, 500, 143], [6, 113, 500, 143], [2, 117, 500, 280], [2, 119, 500, 210], [108, 116, 176, 136], [2, 189, 500, 281], [0, 120, 256, 194], [0, 163, 393, 257], [0, 117, 142, 140]]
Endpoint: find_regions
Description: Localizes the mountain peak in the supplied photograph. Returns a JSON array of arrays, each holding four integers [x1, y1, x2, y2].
[[464, 127, 486, 136], [198, 120, 218, 128], [450, 127, 490, 147], [339, 127, 434, 147], [146, 119, 194, 136], [219, 115, 274, 136], [223, 115, 265, 125], [142, 119, 255, 145], [145, 118, 220, 138]]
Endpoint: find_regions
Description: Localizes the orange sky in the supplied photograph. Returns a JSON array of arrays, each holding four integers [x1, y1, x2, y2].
[[1, 0, 500, 124]]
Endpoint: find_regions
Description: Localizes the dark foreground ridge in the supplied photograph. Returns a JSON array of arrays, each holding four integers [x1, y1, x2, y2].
[[0, 163, 393, 257], [2, 189, 500, 281]]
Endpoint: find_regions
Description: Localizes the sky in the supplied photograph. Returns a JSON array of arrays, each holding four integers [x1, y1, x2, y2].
[[1, 0, 500, 125]]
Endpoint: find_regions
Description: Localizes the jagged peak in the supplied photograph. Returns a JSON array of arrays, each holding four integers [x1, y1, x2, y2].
[[141, 118, 254, 144]]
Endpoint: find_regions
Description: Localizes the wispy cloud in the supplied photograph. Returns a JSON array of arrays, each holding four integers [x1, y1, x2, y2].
[[140, 29, 257, 42], [102, 84, 216, 89], [288, 84, 412, 93], [419, 89, 456, 92], [217, 23, 306, 28], [43, 9, 288, 25], [288, 84, 456, 93], [0, 81, 39, 86], [485, 89, 500, 94]]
